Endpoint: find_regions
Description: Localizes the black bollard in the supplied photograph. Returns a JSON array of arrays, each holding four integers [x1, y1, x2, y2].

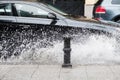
[[62, 37, 72, 68]]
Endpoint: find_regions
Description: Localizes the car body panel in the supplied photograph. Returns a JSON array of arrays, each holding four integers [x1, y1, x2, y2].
[[0, 0, 120, 35], [15, 17, 67, 26], [0, 16, 16, 22]]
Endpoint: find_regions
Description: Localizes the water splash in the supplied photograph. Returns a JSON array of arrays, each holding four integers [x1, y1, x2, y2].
[[0, 25, 120, 65], [71, 35, 120, 65], [0, 33, 120, 65], [0, 38, 64, 64]]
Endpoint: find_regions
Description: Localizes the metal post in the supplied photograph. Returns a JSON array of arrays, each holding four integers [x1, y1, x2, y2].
[[62, 37, 72, 68]]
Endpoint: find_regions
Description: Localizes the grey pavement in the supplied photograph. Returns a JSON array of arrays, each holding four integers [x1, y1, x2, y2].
[[0, 65, 120, 80]]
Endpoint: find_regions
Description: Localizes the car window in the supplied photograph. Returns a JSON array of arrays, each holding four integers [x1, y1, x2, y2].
[[112, 0, 120, 4], [45, 4, 68, 16], [0, 3, 12, 16], [14, 4, 49, 18]]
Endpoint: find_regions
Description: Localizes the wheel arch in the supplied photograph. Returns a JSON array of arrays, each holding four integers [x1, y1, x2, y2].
[[112, 15, 120, 22]]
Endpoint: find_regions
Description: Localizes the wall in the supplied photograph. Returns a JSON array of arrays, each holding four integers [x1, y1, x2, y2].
[[85, 0, 98, 18], [39, 0, 85, 16], [85, 0, 98, 4]]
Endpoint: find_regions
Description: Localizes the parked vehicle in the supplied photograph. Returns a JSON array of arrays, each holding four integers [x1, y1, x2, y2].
[[93, 0, 120, 23], [0, 0, 120, 34]]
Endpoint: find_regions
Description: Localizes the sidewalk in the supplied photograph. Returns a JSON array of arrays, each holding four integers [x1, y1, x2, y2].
[[0, 65, 120, 80]]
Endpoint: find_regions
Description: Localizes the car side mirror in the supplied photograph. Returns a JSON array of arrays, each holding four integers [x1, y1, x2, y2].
[[47, 13, 57, 20]]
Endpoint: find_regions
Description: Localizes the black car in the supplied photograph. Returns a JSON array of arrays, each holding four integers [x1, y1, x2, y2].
[[0, 0, 120, 34], [93, 0, 120, 23]]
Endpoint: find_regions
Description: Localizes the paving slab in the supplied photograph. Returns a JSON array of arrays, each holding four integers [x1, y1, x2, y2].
[[60, 66, 87, 80], [110, 65, 120, 80], [31, 65, 60, 80], [0, 65, 119, 80], [0, 65, 38, 80], [0, 65, 14, 80], [86, 65, 114, 80]]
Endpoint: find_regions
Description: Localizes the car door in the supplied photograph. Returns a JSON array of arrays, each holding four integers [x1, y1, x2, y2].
[[0, 3, 16, 23], [14, 3, 67, 26]]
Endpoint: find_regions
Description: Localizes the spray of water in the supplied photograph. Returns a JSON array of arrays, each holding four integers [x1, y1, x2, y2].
[[0, 27, 120, 65], [0, 38, 64, 64], [71, 35, 120, 65]]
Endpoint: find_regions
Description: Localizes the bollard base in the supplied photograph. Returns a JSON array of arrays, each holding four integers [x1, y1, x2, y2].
[[62, 64, 72, 68]]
